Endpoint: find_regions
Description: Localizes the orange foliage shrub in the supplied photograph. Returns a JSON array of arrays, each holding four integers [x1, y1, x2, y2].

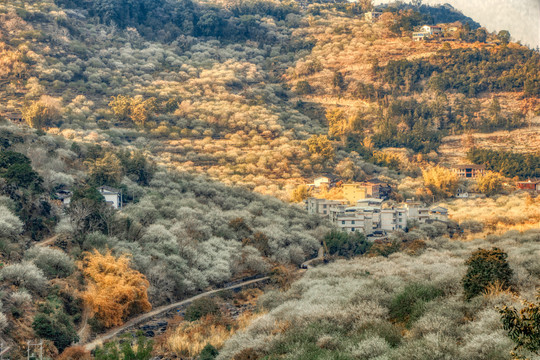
[[58, 346, 91, 360], [79, 250, 152, 328]]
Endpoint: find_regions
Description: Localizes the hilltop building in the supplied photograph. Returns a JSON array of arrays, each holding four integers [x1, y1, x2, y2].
[[55, 189, 72, 206], [413, 24, 443, 41], [307, 175, 337, 189], [420, 25, 442, 35], [342, 180, 393, 205], [452, 164, 486, 179], [364, 11, 382, 22]]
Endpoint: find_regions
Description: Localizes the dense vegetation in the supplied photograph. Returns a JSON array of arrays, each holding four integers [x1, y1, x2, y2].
[[467, 148, 540, 179], [0, 121, 328, 357]]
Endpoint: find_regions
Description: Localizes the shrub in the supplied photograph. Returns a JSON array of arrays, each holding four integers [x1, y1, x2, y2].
[[94, 331, 153, 360], [324, 230, 371, 258], [199, 343, 219, 360], [0, 205, 23, 238], [462, 248, 513, 300], [58, 346, 91, 360], [80, 250, 152, 328], [0, 262, 46, 293], [22, 96, 62, 129], [25, 247, 75, 278], [368, 239, 401, 257], [0, 313, 7, 332], [389, 283, 444, 328], [500, 292, 540, 356], [33, 307, 78, 352], [185, 298, 220, 322]]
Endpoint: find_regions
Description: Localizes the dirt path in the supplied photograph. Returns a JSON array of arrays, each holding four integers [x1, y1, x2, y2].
[[301, 247, 324, 268], [34, 235, 58, 247], [82, 276, 270, 352]]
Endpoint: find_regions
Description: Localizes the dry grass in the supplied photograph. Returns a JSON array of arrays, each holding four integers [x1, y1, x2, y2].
[[442, 193, 540, 236], [165, 312, 264, 358]]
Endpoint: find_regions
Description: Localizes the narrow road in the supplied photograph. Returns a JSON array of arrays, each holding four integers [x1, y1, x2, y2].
[[34, 235, 58, 247], [301, 247, 324, 268], [82, 276, 270, 352]]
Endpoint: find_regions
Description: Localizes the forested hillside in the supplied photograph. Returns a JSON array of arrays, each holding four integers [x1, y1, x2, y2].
[[0, 120, 328, 358], [0, 0, 539, 357], [1, 0, 538, 200]]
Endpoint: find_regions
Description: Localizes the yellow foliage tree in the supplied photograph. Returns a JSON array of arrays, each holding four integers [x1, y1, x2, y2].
[[306, 134, 334, 164], [326, 108, 347, 140], [79, 250, 151, 328], [108, 95, 132, 123], [290, 184, 311, 203], [476, 171, 505, 196], [22, 96, 62, 129], [422, 166, 459, 198], [109, 95, 156, 128], [86, 152, 123, 185]]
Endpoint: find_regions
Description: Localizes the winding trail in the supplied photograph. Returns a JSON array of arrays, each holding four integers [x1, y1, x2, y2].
[[82, 276, 270, 352], [34, 234, 58, 247]]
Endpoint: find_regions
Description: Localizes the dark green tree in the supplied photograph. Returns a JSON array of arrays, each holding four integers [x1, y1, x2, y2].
[[497, 30, 511, 45], [462, 248, 513, 300], [324, 230, 371, 258]]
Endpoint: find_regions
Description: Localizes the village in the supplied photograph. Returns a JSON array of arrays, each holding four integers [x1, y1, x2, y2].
[[305, 163, 539, 240]]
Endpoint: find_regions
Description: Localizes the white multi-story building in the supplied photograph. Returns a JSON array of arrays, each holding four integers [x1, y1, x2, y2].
[[329, 205, 375, 235], [403, 201, 430, 224], [307, 197, 346, 217], [380, 208, 408, 231]]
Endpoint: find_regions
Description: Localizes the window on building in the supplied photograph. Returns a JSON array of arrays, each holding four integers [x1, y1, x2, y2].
[[351, 220, 355, 224], [323, 210, 327, 214], [351, 228, 355, 231], [399, 218, 402, 222], [323, 204, 327, 208], [342, 220, 345, 225]]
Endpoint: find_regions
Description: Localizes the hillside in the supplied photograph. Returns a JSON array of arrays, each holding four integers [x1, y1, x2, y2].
[[0, 0, 539, 358], [219, 229, 540, 360], [1, 0, 539, 201], [0, 120, 329, 358]]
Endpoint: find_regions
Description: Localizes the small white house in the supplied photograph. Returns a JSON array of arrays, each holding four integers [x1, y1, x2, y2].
[[98, 186, 122, 209], [420, 25, 442, 35], [56, 189, 72, 206]]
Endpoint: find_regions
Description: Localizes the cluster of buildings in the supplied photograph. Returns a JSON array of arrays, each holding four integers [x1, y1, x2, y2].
[[308, 197, 448, 236], [55, 185, 123, 209]]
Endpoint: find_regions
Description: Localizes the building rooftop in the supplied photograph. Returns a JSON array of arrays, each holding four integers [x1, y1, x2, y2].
[[453, 164, 486, 170], [99, 185, 121, 193]]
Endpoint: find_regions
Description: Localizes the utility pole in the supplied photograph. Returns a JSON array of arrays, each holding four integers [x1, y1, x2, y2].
[[26, 340, 43, 360]]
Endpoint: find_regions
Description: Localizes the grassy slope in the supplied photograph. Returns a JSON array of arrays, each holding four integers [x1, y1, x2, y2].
[[219, 230, 540, 360]]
